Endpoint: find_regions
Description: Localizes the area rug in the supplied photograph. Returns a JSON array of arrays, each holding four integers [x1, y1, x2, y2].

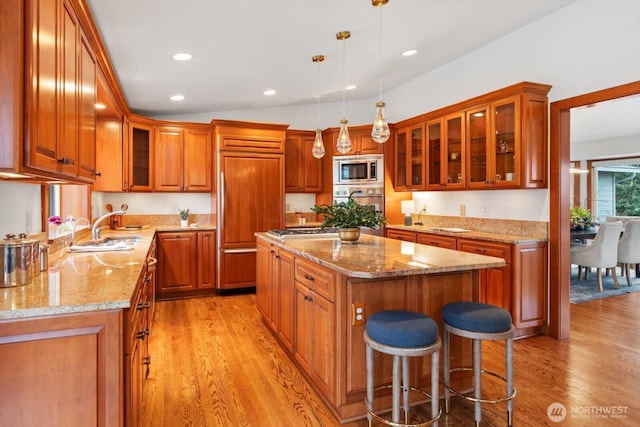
[[570, 265, 640, 303]]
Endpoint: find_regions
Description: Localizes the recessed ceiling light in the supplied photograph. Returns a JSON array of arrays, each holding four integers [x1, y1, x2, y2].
[[346, 85, 356, 91], [95, 103, 106, 109], [402, 49, 418, 57], [172, 53, 193, 61], [264, 89, 276, 96], [170, 95, 185, 101]]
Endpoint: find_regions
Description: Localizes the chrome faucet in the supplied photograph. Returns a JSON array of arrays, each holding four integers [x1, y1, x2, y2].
[[92, 210, 126, 240], [71, 218, 90, 245]]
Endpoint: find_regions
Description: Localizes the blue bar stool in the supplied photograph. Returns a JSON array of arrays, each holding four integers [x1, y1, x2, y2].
[[364, 310, 441, 426], [442, 302, 516, 427]]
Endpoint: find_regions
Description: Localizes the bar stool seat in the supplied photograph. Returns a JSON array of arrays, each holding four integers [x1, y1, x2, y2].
[[442, 302, 516, 427], [364, 310, 441, 427]]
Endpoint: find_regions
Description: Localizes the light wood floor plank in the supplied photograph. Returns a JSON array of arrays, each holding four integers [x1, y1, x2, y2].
[[141, 292, 640, 426]]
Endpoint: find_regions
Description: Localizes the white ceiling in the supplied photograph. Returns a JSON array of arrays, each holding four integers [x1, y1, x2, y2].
[[86, 0, 574, 116], [570, 94, 640, 144]]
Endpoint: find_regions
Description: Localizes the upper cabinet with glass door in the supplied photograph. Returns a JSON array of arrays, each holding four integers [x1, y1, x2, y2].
[[394, 124, 425, 190]]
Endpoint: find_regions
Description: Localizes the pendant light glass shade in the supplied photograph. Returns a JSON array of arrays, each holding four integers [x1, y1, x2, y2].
[[312, 128, 325, 158], [311, 55, 326, 158], [371, 0, 390, 144], [336, 31, 352, 153], [336, 119, 351, 154], [372, 101, 390, 143]]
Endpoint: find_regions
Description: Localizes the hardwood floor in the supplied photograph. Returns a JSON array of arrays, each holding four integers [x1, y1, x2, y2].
[[141, 293, 640, 426]]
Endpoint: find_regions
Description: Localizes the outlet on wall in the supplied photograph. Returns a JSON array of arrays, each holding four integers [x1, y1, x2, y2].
[[459, 204, 466, 216], [482, 205, 489, 216], [422, 204, 428, 214]]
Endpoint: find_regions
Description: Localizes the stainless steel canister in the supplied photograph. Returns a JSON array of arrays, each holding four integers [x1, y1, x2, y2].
[[18, 233, 41, 274], [0, 234, 36, 287]]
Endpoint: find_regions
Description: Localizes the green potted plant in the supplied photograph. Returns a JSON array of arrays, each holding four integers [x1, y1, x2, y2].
[[569, 206, 594, 230], [178, 208, 190, 228], [311, 192, 386, 243]]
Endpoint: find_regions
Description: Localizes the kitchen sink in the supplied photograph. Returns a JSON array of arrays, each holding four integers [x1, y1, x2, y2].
[[68, 236, 141, 252]]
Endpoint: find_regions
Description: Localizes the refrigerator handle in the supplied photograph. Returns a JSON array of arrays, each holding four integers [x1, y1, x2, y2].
[[220, 171, 225, 218]]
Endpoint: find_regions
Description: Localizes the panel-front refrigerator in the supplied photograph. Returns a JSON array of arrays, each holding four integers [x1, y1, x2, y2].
[[217, 151, 284, 292]]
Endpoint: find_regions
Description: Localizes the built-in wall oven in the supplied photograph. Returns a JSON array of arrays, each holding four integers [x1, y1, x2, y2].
[[333, 184, 385, 236]]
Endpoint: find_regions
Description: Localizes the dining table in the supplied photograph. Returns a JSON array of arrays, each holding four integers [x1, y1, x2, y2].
[[570, 227, 598, 243]]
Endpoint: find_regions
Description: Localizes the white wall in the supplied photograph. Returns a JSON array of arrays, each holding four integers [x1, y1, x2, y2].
[[2, 0, 639, 226], [0, 182, 41, 237]]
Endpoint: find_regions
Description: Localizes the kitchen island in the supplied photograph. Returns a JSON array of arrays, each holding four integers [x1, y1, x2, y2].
[[255, 233, 506, 422]]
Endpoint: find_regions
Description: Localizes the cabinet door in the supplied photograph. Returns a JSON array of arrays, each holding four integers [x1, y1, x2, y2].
[[521, 92, 548, 188], [285, 135, 303, 192], [93, 118, 124, 191], [512, 242, 547, 331], [394, 124, 424, 190], [466, 105, 489, 189], [302, 137, 323, 192], [309, 290, 335, 398], [443, 113, 465, 190], [278, 250, 295, 352], [77, 32, 97, 181], [492, 96, 520, 189], [357, 132, 384, 155], [154, 126, 184, 191], [157, 232, 197, 294], [184, 127, 213, 192], [426, 118, 442, 189], [457, 238, 511, 311], [294, 282, 313, 373], [26, 0, 61, 173], [197, 231, 216, 290], [256, 240, 274, 323], [127, 121, 154, 191]]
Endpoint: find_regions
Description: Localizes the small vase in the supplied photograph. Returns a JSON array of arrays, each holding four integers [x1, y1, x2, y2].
[[180, 219, 188, 228], [338, 228, 360, 243]]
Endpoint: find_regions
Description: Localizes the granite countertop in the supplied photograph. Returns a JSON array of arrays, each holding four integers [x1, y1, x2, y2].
[[257, 233, 506, 279], [0, 228, 160, 320], [0, 226, 218, 320], [385, 224, 547, 244]]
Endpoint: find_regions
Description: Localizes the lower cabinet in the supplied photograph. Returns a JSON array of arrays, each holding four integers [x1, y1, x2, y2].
[[386, 229, 547, 337], [294, 279, 335, 400], [0, 310, 121, 426], [157, 230, 216, 299]]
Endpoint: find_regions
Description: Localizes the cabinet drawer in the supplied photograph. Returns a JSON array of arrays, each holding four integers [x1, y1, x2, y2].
[[386, 229, 417, 242], [416, 233, 457, 249], [295, 258, 336, 302], [457, 238, 511, 263]]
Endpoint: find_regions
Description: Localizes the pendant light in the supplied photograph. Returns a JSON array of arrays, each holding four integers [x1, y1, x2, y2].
[[336, 31, 352, 154], [371, 0, 390, 144], [311, 55, 326, 159]]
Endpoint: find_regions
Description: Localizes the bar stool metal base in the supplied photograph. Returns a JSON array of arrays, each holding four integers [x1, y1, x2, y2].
[[364, 331, 441, 427], [443, 323, 516, 427]]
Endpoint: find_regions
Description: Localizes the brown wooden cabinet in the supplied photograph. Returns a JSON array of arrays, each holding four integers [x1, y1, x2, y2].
[[125, 117, 154, 192], [0, 310, 122, 426], [285, 130, 322, 193], [155, 124, 212, 192], [157, 230, 216, 299], [294, 258, 336, 400], [256, 239, 295, 352], [394, 123, 425, 190], [324, 124, 384, 156], [24, 0, 97, 182], [124, 253, 154, 427], [393, 82, 550, 192], [386, 228, 548, 337]]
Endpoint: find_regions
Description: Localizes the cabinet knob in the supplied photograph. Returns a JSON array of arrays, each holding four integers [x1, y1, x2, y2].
[[95, 172, 102, 177], [143, 356, 151, 365], [304, 274, 314, 281], [136, 331, 146, 340], [57, 157, 71, 165]]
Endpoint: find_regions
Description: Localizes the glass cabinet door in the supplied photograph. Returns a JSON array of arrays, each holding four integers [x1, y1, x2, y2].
[[395, 130, 407, 189], [426, 119, 442, 189], [127, 121, 154, 191], [467, 106, 489, 187], [409, 125, 425, 189], [492, 97, 520, 187], [444, 113, 464, 189]]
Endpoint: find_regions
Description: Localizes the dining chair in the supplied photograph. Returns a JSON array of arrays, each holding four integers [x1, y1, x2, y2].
[[570, 221, 624, 292], [617, 219, 640, 286]]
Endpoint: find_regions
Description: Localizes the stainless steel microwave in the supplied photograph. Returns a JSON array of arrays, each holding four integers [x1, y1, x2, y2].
[[332, 155, 383, 184]]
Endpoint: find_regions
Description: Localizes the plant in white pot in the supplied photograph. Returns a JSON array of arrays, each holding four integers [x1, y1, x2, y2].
[[311, 192, 386, 243], [178, 208, 190, 228]]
